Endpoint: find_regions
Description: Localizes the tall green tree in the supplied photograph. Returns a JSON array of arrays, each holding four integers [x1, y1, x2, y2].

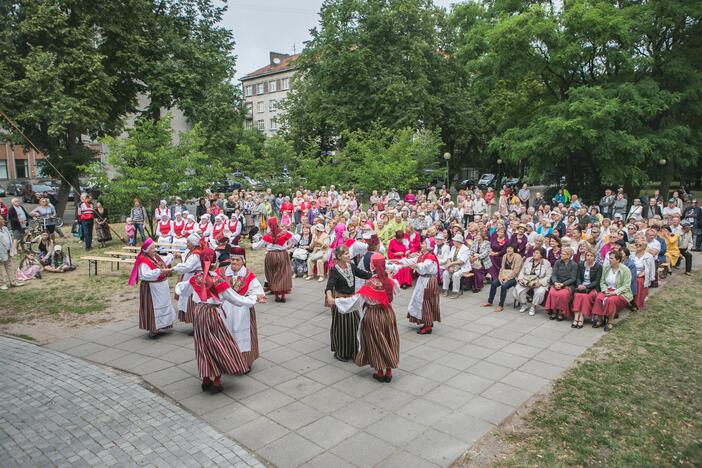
[[85, 116, 222, 233]]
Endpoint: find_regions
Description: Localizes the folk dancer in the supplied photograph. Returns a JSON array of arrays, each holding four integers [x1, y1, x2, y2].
[[172, 212, 188, 249], [172, 233, 202, 333], [209, 214, 228, 249], [324, 246, 373, 362], [222, 246, 265, 367], [128, 238, 176, 338], [396, 240, 441, 335], [154, 199, 170, 221], [198, 214, 213, 238], [175, 248, 264, 393], [252, 217, 299, 302], [330, 254, 400, 383], [156, 213, 173, 246]]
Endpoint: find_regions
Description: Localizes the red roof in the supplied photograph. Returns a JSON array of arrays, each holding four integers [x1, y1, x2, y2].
[[241, 54, 300, 81]]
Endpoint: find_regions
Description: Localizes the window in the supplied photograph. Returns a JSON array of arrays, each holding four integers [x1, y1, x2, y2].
[[0, 160, 7, 179], [244, 120, 253, 130], [268, 80, 277, 92], [15, 159, 28, 179], [257, 120, 265, 131], [245, 85, 253, 97], [257, 101, 264, 113], [281, 78, 289, 90], [270, 118, 277, 131], [268, 99, 277, 112], [256, 83, 264, 95]]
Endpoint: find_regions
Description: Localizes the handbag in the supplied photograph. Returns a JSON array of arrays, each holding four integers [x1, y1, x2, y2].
[[292, 248, 309, 261], [71, 221, 81, 238]]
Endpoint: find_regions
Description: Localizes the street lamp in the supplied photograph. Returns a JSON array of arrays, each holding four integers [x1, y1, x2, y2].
[[443, 152, 451, 188], [496, 158, 503, 188]]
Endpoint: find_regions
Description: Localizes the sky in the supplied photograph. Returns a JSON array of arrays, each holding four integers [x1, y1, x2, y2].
[[222, 0, 457, 81]]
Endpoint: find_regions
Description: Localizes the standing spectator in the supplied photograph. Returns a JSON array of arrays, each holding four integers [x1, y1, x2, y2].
[[678, 222, 693, 275], [77, 193, 95, 251], [682, 200, 700, 250], [642, 197, 662, 220], [517, 183, 530, 208], [0, 215, 25, 290], [94, 200, 112, 248], [662, 198, 682, 221], [627, 198, 643, 221], [30, 197, 57, 235], [599, 189, 615, 219], [612, 192, 627, 219], [0, 199, 8, 219], [195, 198, 208, 220], [170, 197, 186, 219], [130, 198, 148, 243], [7, 198, 29, 256]]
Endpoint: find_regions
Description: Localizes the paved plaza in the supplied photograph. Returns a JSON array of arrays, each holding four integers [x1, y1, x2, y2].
[[0, 336, 262, 468], [43, 278, 608, 467]]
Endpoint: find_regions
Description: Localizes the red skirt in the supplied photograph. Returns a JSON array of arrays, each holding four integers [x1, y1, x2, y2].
[[634, 276, 648, 310], [264, 250, 292, 294], [193, 303, 249, 378], [592, 293, 629, 318], [544, 287, 572, 316], [572, 290, 597, 317], [393, 266, 413, 287], [408, 277, 441, 327]]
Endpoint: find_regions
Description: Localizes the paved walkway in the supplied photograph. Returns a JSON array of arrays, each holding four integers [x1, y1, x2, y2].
[[50, 278, 607, 467], [0, 336, 262, 468]]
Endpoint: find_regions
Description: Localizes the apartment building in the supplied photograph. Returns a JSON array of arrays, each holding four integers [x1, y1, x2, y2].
[[240, 52, 299, 136]]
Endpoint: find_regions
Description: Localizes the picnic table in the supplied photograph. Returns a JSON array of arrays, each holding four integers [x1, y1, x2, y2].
[[81, 256, 135, 277]]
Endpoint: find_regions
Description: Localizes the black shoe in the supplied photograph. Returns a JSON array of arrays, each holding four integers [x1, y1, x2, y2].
[[211, 384, 223, 394], [187, 329, 194, 337], [383, 375, 392, 383], [274, 297, 281, 303], [280, 297, 286, 303], [148, 332, 158, 339], [334, 355, 349, 362], [556, 314, 564, 322], [372, 373, 385, 383], [548, 314, 556, 320], [201, 380, 212, 391]]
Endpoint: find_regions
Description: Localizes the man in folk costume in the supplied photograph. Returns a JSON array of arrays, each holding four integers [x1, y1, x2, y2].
[[128, 238, 177, 338], [172, 211, 188, 248], [222, 246, 265, 367], [176, 248, 263, 393], [325, 245, 373, 362], [198, 214, 213, 238], [209, 214, 228, 249], [156, 213, 174, 245], [330, 253, 400, 383], [252, 217, 299, 303], [395, 239, 441, 335], [442, 234, 471, 298], [172, 233, 203, 333]]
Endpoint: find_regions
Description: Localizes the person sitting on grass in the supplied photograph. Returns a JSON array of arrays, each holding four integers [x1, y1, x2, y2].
[[16, 251, 43, 281], [44, 245, 76, 273]]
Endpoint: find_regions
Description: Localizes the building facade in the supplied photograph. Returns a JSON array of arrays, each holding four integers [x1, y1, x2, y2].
[[240, 52, 299, 137], [0, 142, 46, 181]]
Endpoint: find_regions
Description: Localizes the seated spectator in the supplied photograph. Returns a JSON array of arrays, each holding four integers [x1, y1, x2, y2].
[[544, 246, 578, 320], [571, 249, 602, 328], [16, 251, 42, 281], [31, 231, 55, 265], [482, 244, 522, 312], [659, 225, 680, 273], [514, 247, 551, 316], [464, 230, 491, 293], [44, 245, 76, 273], [630, 236, 656, 310], [678, 222, 693, 276], [592, 250, 633, 331]]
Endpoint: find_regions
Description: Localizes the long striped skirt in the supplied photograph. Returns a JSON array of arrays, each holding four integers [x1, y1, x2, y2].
[[139, 282, 157, 334], [355, 304, 400, 370], [264, 250, 292, 294], [243, 308, 260, 367], [331, 305, 360, 360], [178, 295, 196, 324], [192, 303, 250, 379], [408, 277, 441, 327]]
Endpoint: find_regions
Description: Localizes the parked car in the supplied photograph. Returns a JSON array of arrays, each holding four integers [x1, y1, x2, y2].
[[242, 175, 264, 190], [458, 179, 477, 190], [22, 183, 58, 204], [6, 181, 25, 196], [211, 179, 242, 193], [0, 185, 6, 197], [477, 173, 496, 190]]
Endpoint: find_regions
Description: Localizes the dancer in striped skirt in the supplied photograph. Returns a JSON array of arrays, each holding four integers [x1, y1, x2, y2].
[[222, 246, 266, 367], [325, 246, 372, 362], [128, 238, 177, 339], [330, 254, 400, 383], [176, 248, 265, 393], [395, 240, 441, 335], [252, 217, 299, 303]]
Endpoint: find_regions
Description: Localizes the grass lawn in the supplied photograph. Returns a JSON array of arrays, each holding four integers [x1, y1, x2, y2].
[[493, 272, 702, 467]]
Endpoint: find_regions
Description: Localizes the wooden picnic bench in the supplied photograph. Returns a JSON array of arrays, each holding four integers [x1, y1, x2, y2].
[[104, 250, 138, 257], [81, 256, 135, 277], [122, 246, 184, 254]]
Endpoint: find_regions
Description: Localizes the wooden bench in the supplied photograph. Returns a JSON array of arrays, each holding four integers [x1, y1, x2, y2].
[[122, 246, 184, 254], [81, 256, 135, 277], [104, 250, 138, 258]]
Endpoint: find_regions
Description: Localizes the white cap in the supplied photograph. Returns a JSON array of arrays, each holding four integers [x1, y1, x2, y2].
[[187, 214, 196, 222], [187, 233, 201, 245], [160, 199, 167, 205], [200, 214, 210, 220], [452, 234, 464, 244], [436, 233, 445, 241]]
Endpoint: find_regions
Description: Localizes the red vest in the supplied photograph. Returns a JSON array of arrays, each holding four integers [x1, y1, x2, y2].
[[140, 255, 168, 282], [173, 220, 185, 237], [212, 224, 226, 240], [79, 202, 94, 221], [158, 221, 172, 236]]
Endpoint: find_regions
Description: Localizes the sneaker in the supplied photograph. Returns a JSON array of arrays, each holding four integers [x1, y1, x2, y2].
[[442, 289, 450, 297], [519, 304, 529, 313], [317, 276, 325, 282], [11, 282, 27, 287], [528, 306, 536, 316], [0, 285, 8, 291]]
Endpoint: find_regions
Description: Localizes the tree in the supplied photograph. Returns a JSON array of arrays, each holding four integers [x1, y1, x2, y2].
[[85, 116, 222, 234]]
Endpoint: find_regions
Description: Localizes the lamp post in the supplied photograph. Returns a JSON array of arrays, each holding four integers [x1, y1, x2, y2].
[[443, 152, 452, 188], [496, 158, 503, 188]]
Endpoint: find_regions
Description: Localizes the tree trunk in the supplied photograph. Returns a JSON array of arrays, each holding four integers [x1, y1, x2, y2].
[[659, 161, 674, 201]]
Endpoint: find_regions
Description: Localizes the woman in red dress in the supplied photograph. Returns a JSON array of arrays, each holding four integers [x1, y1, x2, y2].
[[388, 230, 412, 289]]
